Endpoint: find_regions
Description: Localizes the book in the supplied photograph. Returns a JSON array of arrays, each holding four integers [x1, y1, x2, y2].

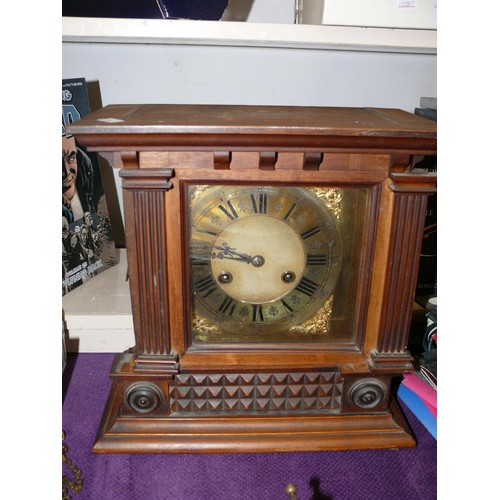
[[415, 107, 437, 121], [398, 384, 437, 439], [62, 78, 119, 295], [402, 372, 436, 417], [398, 366, 437, 439], [420, 96, 437, 110]]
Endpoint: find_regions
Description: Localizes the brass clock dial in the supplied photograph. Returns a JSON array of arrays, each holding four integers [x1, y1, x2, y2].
[[188, 185, 342, 341]]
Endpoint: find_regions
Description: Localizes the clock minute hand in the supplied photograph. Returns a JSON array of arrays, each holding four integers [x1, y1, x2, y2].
[[212, 252, 252, 263], [211, 243, 265, 268], [212, 243, 253, 263]]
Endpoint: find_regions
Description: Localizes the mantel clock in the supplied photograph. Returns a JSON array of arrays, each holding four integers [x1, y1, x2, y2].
[[67, 104, 436, 453]]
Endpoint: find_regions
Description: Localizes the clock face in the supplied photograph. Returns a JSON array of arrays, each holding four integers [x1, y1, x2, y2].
[[188, 185, 367, 344]]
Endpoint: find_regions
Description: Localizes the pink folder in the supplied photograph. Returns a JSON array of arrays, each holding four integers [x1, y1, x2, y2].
[[402, 372, 437, 418]]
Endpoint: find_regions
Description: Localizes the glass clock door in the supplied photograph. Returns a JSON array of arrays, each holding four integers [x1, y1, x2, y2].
[[187, 184, 371, 346]]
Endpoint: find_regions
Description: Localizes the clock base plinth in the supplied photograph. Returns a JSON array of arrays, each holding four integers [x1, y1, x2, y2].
[[92, 369, 415, 454]]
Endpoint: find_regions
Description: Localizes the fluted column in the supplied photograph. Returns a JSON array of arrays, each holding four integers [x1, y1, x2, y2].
[[370, 171, 436, 373], [120, 164, 177, 372]]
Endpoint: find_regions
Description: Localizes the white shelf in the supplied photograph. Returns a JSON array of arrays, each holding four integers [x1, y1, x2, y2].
[[62, 249, 135, 352], [62, 17, 436, 54]]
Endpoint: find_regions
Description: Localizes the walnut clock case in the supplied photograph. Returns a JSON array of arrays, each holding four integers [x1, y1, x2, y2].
[[67, 105, 437, 453]]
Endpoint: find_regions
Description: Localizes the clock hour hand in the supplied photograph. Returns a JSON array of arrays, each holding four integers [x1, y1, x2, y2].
[[212, 243, 252, 263], [212, 243, 265, 268]]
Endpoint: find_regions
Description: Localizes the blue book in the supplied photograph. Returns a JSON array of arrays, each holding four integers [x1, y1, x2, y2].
[[397, 384, 437, 439]]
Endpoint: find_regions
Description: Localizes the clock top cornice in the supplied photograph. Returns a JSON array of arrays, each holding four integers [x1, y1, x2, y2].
[[66, 104, 436, 155]]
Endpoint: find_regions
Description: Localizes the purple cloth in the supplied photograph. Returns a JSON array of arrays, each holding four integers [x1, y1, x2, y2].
[[63, 354, 436, 499]]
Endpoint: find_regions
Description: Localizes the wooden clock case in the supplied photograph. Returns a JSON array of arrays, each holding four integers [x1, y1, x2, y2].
[[67, 105, 437, 453]]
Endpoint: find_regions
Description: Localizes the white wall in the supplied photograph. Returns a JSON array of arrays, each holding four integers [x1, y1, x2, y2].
[[63, 42, 435, 109], [62, 35, 436, 237]]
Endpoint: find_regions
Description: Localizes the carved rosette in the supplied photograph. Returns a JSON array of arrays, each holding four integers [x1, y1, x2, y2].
[[126, 382, 164, 414], [349, 379, 385, 409]]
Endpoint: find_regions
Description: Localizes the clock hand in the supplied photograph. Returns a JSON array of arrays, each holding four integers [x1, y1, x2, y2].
[[212, 243, 252, 263], [211, 243, 265, 267], [212, 251, 252, 263]]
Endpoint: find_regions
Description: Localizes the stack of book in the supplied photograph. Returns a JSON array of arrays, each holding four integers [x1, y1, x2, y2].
[[415, 96, 437, 122], [398, 363, 437, 439]]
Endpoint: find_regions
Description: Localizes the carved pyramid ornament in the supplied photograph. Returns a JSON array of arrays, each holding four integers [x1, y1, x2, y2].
[[67, 105, 436, 453], [169, 371, 343, 414]]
